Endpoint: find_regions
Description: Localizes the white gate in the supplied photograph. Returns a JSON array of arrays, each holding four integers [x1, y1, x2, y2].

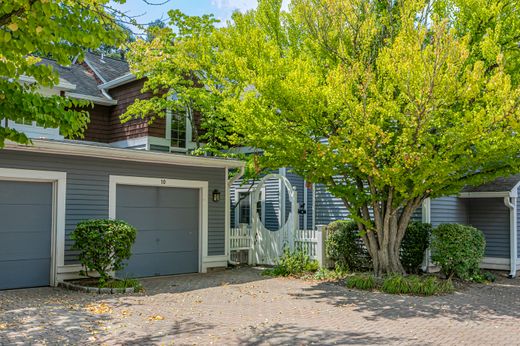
[[251, 174, 298, 265]]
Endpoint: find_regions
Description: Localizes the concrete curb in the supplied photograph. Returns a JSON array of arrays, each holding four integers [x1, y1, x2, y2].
[[58, 281, 136, 294]]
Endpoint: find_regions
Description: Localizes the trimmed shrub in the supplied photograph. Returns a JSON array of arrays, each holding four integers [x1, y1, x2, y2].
[[71, 219, 137, 285], [326, 220, 372, 271], [400, 222, 431, 274], [345, 274, 377, 290], [263, 248, 319, 277], [431, 224, 486, 280]]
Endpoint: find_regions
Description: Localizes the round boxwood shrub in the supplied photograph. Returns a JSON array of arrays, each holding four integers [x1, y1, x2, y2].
[[325, 220, 372, 271], [400, 221, 431, 274], [431, 224, 486, 280], [71, 219, 137, 285]]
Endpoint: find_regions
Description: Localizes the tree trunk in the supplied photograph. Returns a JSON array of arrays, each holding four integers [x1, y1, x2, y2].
[[359, 197, 422, 277]]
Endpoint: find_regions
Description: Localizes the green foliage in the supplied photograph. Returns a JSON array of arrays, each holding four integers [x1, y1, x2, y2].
[[104, 278, 143, 291], [71, 219, 137, 285], [483, 272, 497, 283], [128, 0, 520, 274], [346, 273, 453, 295], [326, 220, 372, 271], [400, 222, 431, 274], [431, 224, 486, 280], [124, 9, 224, 150], [312, 264, 349, 281], [381, 275, 454, 296], [345, 274, 377, 290], [0, 1, 127, 146], [263, 248, 319, 277]]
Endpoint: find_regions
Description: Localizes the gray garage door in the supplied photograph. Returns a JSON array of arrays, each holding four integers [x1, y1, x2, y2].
[[116, 185, 200, 278], [0, 181, 52, 290]]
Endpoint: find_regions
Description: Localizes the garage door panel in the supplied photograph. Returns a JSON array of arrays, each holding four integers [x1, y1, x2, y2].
[[0, 181, 53, 205], [0, 232, 51, 261], [116, 184, 200, 278], [116, 185, 158, 207], [131, 229, 198, 253], [117, 185, 199, 209], [121, 251, 198, 278], [156, 188, 199, 208], [0, 205, 52, 231], [0, 180, 52, 290], [0, 258, 50, 290], [117, 207, 199, 231]]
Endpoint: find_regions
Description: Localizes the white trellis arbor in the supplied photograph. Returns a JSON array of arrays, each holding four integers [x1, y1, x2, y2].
[[250, 173, 299, 265], [229, 174, 328, 266]]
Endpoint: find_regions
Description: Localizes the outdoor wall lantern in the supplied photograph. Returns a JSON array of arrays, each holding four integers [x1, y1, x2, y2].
[[212, 189, 221, 202]]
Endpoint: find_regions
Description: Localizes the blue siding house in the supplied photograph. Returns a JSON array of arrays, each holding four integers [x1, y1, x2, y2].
[[231, 169, 520, 277]]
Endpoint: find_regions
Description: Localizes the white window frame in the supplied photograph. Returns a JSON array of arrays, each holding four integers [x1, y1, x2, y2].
[[108, 175, 209, 273], [0, 168, 67, 287], [234, 186, 265, 227]]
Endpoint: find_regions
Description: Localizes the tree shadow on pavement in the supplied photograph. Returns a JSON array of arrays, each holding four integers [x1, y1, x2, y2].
[[288, 280, 520, 322], [237, 322, 406, 345], [96, 318, 215, 345]]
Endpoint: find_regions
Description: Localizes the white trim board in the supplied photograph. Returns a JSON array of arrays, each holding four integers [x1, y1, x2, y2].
[[0, 168, 67, 287], [5, 139, 244, 169], [459, 192, 512, 198], [480, 257, 520, 271], [109, 175, 210, 273]]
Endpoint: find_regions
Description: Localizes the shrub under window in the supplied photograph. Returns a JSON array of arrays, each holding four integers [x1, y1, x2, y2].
[[400, 221, 431, 274], [71, 219, 137, 285], [325, 220, 372, 271], [431, 223, 486, 280]]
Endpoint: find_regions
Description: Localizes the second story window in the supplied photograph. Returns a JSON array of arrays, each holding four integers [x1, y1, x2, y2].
[[170, 112, 187, 148]]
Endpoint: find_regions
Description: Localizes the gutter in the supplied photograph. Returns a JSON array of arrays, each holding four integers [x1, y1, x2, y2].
[[18, 75, 76, 91], [504, 195, 518, 278], [5, 140, 245, 169], [98, 73, 136, 90], [65, 92, 117, 106]]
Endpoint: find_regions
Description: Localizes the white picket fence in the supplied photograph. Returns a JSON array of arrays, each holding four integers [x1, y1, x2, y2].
[[229, 225, 328, 266]]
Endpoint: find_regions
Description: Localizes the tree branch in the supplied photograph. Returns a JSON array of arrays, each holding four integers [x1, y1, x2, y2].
[[0, 0, 37, 27]]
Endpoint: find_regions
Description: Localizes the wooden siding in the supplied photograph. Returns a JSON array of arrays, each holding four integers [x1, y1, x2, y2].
[[315, 183, 422, 226], [81, 104, 112, 143], [517, 189, 520, 257], [0, 150, 227, 262], [430, 196, 468, 227], [468, 198, 509, 258], [315, 183, 349, 226], [109, 79, 154, 142]]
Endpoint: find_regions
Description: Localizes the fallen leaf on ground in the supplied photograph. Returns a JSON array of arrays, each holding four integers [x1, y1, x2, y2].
[[148, 315, 164, 321], [85, 303, 113, 314]]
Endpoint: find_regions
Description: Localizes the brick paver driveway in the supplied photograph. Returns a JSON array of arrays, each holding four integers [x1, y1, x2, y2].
[[1, 267, 519, 345]]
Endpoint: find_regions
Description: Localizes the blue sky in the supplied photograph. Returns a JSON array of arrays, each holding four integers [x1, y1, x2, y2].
[[111, 0, 261, 30]]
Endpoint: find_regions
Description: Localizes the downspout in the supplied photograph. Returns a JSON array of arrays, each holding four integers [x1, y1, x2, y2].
[[312, 183, 316, 230], [100, 89, 113, 101], [503, 196, 517, 278], [303, 179, 308, 230], [421, 198, 432, 272]]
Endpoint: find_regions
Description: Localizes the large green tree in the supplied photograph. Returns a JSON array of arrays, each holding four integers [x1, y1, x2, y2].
[[126, 0, 520, 275], [0, 0, 127, 146]]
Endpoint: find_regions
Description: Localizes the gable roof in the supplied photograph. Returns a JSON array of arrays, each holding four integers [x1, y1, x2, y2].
[[84, 52, 130, 83], [38, 58, 104, 99], [462, 174, 520, 193]]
